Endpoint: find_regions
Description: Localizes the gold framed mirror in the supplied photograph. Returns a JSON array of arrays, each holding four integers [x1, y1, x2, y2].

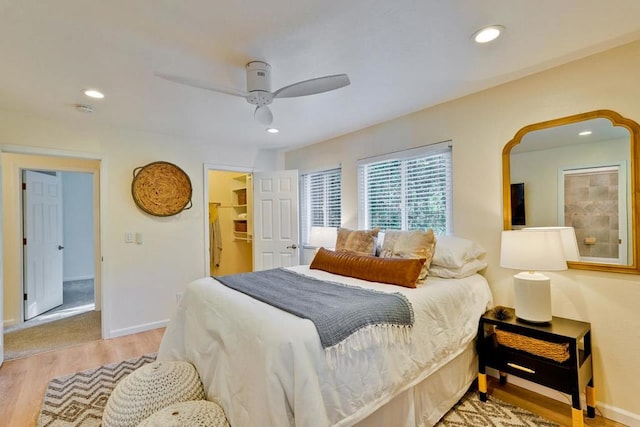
[[503, 109, 640, 274]]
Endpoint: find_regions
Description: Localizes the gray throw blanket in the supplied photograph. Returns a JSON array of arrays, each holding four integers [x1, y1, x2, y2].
[[214, 268, 414, 351]]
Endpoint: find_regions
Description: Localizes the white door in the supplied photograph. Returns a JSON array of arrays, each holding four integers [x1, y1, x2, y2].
[[23, 170, 64, 320], [252, 170, 299, 271]]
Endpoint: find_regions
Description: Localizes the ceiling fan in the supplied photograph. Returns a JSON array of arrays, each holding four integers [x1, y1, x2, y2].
[[156, 61, 350, 126]]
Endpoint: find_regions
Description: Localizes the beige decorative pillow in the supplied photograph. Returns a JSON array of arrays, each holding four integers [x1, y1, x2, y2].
[[379, 229, 437, 281], [310, 248, 426, 288], [335, 227, 380, 256]]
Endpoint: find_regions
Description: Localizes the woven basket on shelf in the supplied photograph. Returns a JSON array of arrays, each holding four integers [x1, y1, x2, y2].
[[132, 161, 192, 217], [495, 329, 570, 363]]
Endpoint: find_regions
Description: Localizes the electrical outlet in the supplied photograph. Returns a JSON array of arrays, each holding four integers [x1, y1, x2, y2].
[[135, 232, 143, 244], [125, 232, 134, 243], [176, 292, 184, 304]]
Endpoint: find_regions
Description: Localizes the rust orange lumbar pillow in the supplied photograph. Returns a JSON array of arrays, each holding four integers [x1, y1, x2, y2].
[[310, 247, 426, 288]]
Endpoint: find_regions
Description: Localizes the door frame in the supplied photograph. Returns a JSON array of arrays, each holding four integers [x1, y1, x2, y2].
[[1, 150, 103, 335], [202, 163, 253, 276]]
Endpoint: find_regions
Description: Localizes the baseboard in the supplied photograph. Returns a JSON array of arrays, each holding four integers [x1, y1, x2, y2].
[[597, 402, 640, 427], [487, 368, 640, 426], [63, 275, 95, 282], [106, 319, 169, 339]]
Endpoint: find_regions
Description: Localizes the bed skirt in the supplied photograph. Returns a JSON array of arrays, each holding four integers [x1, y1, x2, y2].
[[355, 339, 477, 427]]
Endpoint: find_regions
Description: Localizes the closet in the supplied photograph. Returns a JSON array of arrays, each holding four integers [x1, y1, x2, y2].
[[208, 170, 253, 275]]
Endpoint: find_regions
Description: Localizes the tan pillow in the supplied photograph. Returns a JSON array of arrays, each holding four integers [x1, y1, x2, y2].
[[335, 227, 380, 256], [379, 229, 436, 281], [310, 247, 425, 288]]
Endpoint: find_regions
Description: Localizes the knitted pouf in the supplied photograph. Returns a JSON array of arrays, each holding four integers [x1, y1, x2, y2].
[[102, 361, 206, 427], [137, 400, 230, 427]]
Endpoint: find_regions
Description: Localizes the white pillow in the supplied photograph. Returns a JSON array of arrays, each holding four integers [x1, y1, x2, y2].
[[429, 258, 488, 279], [431, 236, 486, 268], [375, 231, 385, 256]]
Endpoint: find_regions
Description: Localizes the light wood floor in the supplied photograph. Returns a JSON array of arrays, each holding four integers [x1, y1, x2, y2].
[[487, 377, 626, 427], [0, 328, 625, 427], [0, 327, 164, 427]]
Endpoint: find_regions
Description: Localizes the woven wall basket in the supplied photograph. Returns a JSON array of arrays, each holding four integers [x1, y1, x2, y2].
[[132, 161, 192, 216]]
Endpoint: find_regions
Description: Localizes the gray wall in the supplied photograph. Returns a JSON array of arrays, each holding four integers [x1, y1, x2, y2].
[[62, 172, 94, 281]]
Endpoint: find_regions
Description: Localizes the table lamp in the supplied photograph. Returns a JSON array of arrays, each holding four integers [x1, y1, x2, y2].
[[500, 230, 567, 323], [523, 226, 580, 262], [309, 226, 338, 250]]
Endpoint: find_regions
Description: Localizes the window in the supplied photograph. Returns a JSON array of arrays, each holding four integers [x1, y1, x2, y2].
[[300, 167, 342, 245], [358, 143, 452, 234]]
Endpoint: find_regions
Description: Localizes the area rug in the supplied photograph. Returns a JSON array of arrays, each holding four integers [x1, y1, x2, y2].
[[4, 310, 101, 360], [38, 353, 157, 426], [436, 391, 558, 426], [39, 353, 557, 427]]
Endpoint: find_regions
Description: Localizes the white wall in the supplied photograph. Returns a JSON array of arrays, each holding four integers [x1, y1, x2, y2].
[[0, 113, 278, 338], [62, 172, 94, 281], [285, 40, 640, 424]]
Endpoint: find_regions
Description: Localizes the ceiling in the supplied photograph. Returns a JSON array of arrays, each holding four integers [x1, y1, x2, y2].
[[513, 118, 631, 154], [2, 1, 640, 151]]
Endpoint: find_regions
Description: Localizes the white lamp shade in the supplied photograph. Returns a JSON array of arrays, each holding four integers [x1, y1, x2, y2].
[[500, 230, 567, 271], [501, 230, 566, 323], [309, 226, 338, 249], [522, 226, 580, 262]]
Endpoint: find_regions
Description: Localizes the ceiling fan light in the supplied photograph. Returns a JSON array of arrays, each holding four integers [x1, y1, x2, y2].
[[473, 25, 504, 44], [254, 105, 274, 126], [266, 128, 279, 134]]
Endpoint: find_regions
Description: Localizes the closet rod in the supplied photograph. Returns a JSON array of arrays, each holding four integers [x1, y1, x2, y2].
[[210, 202, 235, 208]]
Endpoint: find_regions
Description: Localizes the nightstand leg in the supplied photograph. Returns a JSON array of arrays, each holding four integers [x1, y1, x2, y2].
[[571, 408, 584, 427], [478, 373, 487, 402], [499, 371, 507, 385], [586, 384, 596, 418]]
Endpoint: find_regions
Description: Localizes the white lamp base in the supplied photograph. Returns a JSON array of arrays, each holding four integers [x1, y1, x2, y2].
[[513, 272, 552, 323]]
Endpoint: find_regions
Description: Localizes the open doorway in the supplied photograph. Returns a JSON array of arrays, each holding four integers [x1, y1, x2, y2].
[[1, 153, 102, 362], [207, 168, 254, 276], [202, 165, 301, 276]]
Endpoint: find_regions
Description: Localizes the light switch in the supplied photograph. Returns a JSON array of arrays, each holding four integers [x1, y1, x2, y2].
[[135, 232, 143, 244], [125, 232, 134, 243]]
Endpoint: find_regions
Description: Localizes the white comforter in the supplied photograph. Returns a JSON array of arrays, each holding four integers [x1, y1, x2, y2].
[[158, 266, 493, 427]]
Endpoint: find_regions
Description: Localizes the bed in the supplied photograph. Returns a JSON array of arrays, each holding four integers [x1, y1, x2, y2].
[[158, 244, 493, 427]]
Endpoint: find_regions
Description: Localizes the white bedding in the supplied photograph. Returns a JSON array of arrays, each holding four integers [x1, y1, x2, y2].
[[157, 266, 493, 427]]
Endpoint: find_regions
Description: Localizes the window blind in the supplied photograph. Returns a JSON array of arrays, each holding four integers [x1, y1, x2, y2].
[[300, 168, 342, 244], [358, 144, 452, 234]]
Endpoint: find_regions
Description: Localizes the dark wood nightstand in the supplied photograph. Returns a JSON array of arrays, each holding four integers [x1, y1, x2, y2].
[[477, 307, 595, 427]]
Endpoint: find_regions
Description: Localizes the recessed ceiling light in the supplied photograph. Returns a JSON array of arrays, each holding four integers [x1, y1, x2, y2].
[[473, 25, 505, 44], [266, 128, 279, 134], [84, 89, 104, 99], [578, 130, 592, 136]]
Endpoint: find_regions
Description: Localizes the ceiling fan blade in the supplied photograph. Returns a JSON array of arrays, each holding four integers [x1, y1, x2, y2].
[[254, 105, 273, 126], [155, 73, 249, 98], [273, 74, 350, 98]]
